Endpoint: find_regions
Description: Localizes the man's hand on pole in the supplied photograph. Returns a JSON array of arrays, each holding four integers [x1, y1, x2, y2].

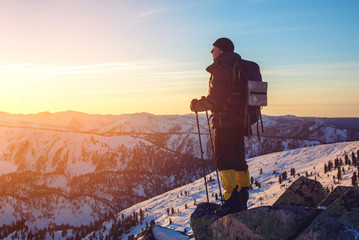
[[190, 99, 199, 112]]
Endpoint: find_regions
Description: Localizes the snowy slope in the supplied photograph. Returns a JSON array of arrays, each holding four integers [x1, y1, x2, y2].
[[0, 111, 358, 238], [1, 111, 357, 177], [103, 141, 359, 239]]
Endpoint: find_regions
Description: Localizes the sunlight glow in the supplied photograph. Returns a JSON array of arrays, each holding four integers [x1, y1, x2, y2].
[[0, 0, 358, 117]]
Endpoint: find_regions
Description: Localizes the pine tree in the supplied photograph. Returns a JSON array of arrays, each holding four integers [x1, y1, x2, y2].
[[337, 167, 342, 181], [328, 160, 333, 171], [352, 172, 357, 186], [139, 208, 144, 222], [281, 171, 287, 180], [352, 152, 357, 166], [335, 158, 339, 168], [345, 154, 350, 165], [62, 229, 67, 238]]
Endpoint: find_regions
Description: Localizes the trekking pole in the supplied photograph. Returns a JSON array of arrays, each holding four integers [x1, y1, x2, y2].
[[195, 112, 210, 204], [206, 111, 224, 204]]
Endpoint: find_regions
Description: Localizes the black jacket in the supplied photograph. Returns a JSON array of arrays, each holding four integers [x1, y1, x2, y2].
[[195, 51, 245, 128]]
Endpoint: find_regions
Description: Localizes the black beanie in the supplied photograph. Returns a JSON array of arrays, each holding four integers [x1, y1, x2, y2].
[[213, 38, 234, 52]]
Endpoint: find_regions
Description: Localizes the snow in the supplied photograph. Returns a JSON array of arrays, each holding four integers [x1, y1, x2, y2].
[[119, 141, 359, 239], [133, 184, 146, 197], [0, 197, 17, 225], [0, 125, 158, 177], [45, 175, 68, 189], [67, 160, 96, 176], [152, 226, 190, 240], [0, 160, 18, 174], [0, 111, 358, 238]]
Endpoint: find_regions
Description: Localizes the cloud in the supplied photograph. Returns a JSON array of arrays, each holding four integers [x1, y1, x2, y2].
[[264, 62, 359, 76], [136, 8, 170, 18], [241, 26, 313, 34], [134, 2, 205, 20], [0, 63, 33, 70], [0, 61, 207, 81]]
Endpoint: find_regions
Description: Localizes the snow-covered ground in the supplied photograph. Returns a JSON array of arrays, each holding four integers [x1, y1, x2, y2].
[[114, 141, 359, 239]]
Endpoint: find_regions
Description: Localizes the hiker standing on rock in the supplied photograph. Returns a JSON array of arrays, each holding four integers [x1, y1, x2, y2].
[[190, 38, 250, 216]]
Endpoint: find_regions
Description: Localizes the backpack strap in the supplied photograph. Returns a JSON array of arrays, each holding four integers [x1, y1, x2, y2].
[[260, 108, 264, 133], [241, 62, 254, 137]]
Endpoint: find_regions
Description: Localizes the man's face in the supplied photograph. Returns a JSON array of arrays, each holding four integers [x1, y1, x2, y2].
[[211, 46, 223, 61]]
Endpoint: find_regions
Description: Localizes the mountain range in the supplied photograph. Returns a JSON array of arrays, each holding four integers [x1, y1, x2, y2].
[[0, 111, 358, 238]]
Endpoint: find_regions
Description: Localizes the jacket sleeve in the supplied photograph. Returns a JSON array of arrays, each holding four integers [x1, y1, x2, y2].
[[194, 65, 231, 112]]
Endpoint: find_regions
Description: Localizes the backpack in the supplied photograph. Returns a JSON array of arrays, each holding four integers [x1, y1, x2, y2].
[[227, 59, 267, 140]]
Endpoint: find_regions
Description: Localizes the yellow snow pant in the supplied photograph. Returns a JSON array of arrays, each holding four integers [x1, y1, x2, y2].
[[221, 169, 250, 200]]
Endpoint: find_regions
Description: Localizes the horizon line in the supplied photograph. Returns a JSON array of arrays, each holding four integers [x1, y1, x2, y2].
[[0, 110, 358, 119]]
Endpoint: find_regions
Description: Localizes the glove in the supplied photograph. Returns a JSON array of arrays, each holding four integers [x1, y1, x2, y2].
[[190, 99, 199, 112]]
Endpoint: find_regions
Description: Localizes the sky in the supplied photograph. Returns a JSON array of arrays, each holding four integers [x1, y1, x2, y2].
[[0, 0, 358, 117]]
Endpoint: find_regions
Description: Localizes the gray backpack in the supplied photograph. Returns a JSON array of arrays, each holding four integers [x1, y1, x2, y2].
[[231, 59, 268, 140]]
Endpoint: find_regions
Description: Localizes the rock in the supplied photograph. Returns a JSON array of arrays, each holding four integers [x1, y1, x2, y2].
[[136, 224, 191, 240], [297, 188, 359, 240], [152, 225, 190, 240], [135, 226, 156, 240], [273, 176, 327, 208], [211, 206, 321, 240], [190, 202, 221, 240], [317, 186, 352, 208], [191, 180, 358, 240]]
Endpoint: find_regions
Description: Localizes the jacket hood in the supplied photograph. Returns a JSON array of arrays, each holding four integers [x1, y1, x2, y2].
[[206, 51, 242, 73]]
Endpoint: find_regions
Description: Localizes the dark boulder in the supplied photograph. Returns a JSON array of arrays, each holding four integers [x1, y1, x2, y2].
[[190, 202, 221, 240], [190, 178, 358, 240], [211, 206, 321, 240], [297, 188, 359, 240], [273, 176, 327, 208], [317, 186, 352, 208]]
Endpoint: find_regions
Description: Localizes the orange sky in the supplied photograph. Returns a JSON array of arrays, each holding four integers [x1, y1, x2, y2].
[[1, 0, 358, 117]]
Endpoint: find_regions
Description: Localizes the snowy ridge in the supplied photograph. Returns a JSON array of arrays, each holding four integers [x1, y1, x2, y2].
[[0, 111, 358, 238], [111, 141, 359, 239]]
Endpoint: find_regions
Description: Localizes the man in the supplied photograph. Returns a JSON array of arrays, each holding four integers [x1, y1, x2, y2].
[[190, 38, 250, 216]]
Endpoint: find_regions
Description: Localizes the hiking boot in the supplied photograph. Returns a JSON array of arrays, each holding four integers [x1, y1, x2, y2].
[[238, 187, 249, 210], [214, 202, 237, 217], [215, 186, 248, 217]]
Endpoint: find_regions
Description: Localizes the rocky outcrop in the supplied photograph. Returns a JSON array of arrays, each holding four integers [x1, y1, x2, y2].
[[190, 177, 359, 240], [211, 206, 321, 240], [190, 203, 221, 240], [272, 176, 327, 207], [135, 220, 156, 240], [297, 188, 359, 240], [135, 221, 191, 240], [317, 185, 352, 207]]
